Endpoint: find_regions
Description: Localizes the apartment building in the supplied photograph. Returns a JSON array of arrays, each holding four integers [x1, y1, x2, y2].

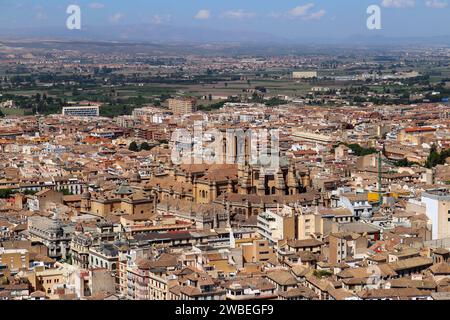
[[257, 205, 296, 244], [422, 189, 450, 240], [239, 238, 276, 264], [62, 105, 100, 117], [328, 232, 368, 264], [168, 97, 197, 115], [0, 248, 29, 272]]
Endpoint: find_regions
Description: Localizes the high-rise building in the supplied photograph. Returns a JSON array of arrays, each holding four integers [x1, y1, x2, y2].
[[422, 189, 450, 240], [62, 105, 100, 117], [168, 97, 197, 115], [257, 205, 296, 244]]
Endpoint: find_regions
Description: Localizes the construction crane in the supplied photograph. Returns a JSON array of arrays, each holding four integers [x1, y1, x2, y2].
[[378, 151, 383, 206]]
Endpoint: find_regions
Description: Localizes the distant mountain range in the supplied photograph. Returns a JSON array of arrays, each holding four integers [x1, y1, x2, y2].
[[0, 24, 449, 57], [0, 24, 286, 44], [1, 24, 450, 47]]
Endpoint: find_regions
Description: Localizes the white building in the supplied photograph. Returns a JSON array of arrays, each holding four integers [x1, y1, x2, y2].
[[422, 190, 450, 240], [339, 193, 373, 220], [257, 205, 295, 244], [62, 105, 100, 117], [292, 71, 318, 79]]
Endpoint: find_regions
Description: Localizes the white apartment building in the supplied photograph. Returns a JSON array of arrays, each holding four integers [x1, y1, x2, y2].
[[257, 205, 296, 244], [62, 105, 100, 117], [422, 189, 450, 240]]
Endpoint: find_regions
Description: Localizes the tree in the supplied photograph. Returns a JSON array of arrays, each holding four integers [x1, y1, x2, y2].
[[343, 143, 377, 157], [129, 141, 139, 152], [0, 189, 14, 198], [60, 188, 73, 196], [425, 144, 441, 168], [393, 158, 418, 167], [425, 146, 450, 168], [140, 142, 152, 151]]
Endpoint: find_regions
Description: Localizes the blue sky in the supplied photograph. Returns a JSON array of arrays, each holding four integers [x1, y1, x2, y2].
[[0, 0, 449, 39]]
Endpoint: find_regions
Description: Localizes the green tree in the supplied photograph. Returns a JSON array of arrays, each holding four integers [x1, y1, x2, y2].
[[129, 141, 140, 152], [342, 143, 377, 157], [60, 188, 73, 196], [0, 189, 14, 198], [140, 142, 152, 151], [425, 144, 441, 168], [393, 158, 418, 167]]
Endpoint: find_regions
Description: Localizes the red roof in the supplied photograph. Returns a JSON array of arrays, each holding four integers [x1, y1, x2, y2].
[[293, 149, 317, 156], [405, 127, 435, 133]]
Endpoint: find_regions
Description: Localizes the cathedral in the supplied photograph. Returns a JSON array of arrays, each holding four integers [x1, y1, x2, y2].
[[237, 160, 309, 196]]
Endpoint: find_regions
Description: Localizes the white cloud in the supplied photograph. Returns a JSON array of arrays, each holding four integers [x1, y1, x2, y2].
[[194, 9, 211, 20], [284, 3, 326, 20], [109, 13, 124, 23], [305, 9, 326, 20], [289, 3, 315, 17], [381, 0, 415, 8], [425, 0, 448, 8], [221, 10, 255, 20], [89, 3, 105, 9], [151, 14, 172, 24]]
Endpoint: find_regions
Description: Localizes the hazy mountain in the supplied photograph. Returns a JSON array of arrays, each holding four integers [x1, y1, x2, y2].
[[0, 24, 449, 56], [0, 24, 286, 44]]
